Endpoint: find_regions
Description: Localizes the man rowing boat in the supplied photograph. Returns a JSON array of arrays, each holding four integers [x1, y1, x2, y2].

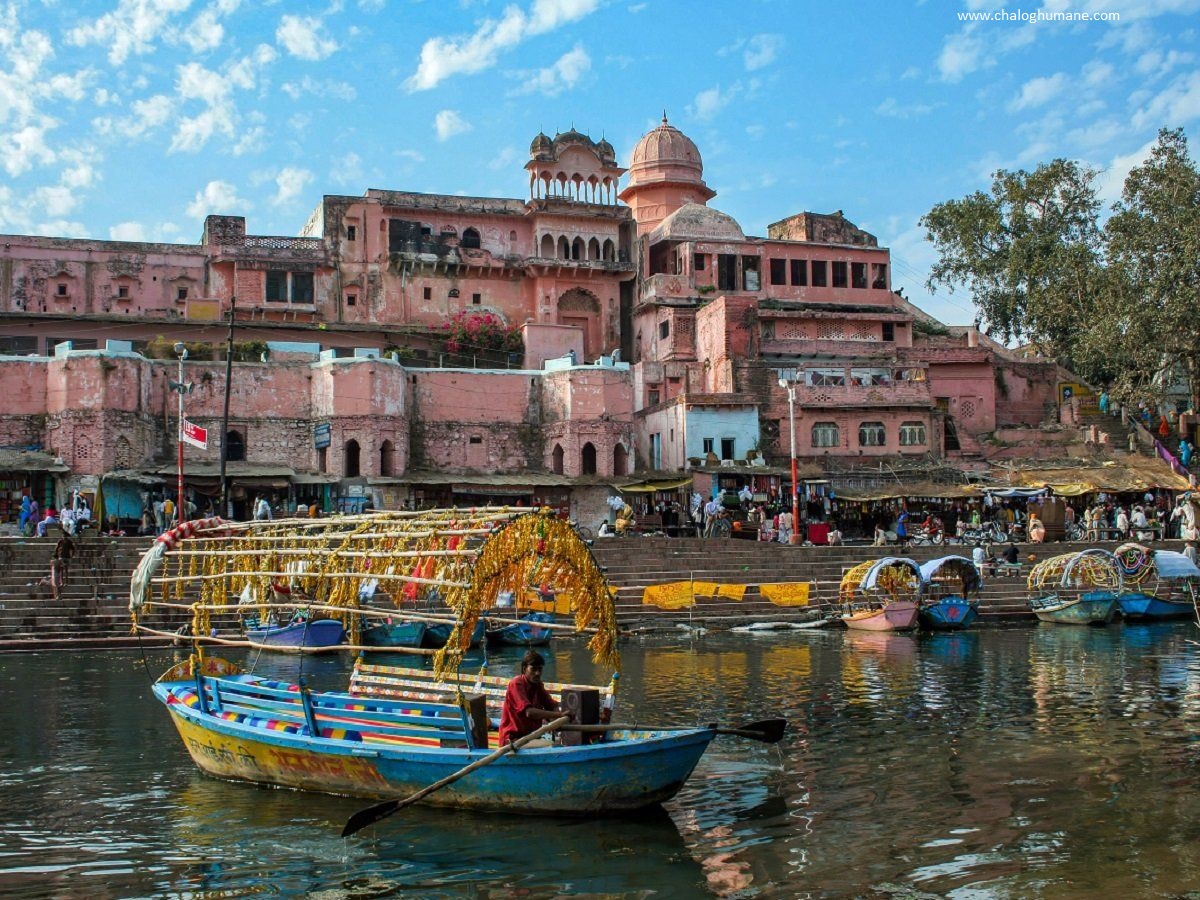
[[499, 650, 560, 746]]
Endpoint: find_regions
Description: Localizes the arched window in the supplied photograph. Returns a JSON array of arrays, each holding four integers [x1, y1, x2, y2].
[[461, 227, 481, 249], [899, 421, 927, 446], [602, 239, 615, 261], [557, 236, 570, 259], [587, 237, 601, 260], [811, 422, 839, 449], [380, 439, 395, 476], [571, 237, 584, 260], [614, 443, 628, 476], [225, 430, 246, 462], [344, 439, 361, 477], [581, 442, 597, 475], [552, 444, 565, 474], [540, 234, 555, 257], [858, 422, 886, 447]]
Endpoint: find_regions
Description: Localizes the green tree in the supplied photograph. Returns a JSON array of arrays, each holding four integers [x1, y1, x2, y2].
[[1101, 128, 1200, 408], [921, 160, 1104, 371]]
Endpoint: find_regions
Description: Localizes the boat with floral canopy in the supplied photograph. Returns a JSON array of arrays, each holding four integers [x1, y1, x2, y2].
[[1027, 548, 1120, 625], [129, 510, 773, 816], [838, 557, 921, 632], [917, 555, 982, 630], [1113, 543, 1200, 622]]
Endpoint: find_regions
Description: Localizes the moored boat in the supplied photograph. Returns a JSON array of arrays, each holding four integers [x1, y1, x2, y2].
[[918, 555, 982, 630], [423, 618, 486, 649], [361, 619, 428, 649], [1028, 549, 1122, 626], [486, 610, 555, 646], [1113, 544, 1200, 621], [838, 557, 922, 632], [244, 617, 346, 652]]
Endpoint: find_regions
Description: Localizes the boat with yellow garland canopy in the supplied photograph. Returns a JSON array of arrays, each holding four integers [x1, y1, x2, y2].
[[129, 509, 778, 816]]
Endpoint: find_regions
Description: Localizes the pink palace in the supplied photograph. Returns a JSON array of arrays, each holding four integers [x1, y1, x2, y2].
[[0, 117, 1063, 526]]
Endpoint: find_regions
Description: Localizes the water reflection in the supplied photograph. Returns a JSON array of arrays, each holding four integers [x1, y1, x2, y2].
[[4, 627, 1200, 896]]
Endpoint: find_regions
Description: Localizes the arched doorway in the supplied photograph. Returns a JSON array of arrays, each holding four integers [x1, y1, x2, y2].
[[345, 439, 361, 477], [380, 439, 394, 477], [613, 443, 628, 476], [556, 288, 601, 360], [581, 442, 597, 475], [552, 444, 565, 475], [225, 430, 245, 462]]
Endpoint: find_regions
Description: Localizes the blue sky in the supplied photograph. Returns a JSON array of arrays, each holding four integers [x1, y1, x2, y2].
[[2, 0, 1198, 326]]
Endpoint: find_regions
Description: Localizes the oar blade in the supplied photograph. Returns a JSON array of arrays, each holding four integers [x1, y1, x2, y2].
[[715, 718, 788, 744], [341, 799, 399, 838]]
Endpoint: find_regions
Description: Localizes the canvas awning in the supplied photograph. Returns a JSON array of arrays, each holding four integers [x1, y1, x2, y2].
[[619, 477, 693, 493], [833, 481, 983, 501], [293, 473, 339, 484], [1000, 458, 1191, 494]]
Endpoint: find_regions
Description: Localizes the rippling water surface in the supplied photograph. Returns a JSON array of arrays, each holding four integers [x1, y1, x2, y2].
[[3, 623, 1200, 898]]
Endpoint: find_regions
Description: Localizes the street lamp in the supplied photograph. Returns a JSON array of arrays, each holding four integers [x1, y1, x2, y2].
[[778, 378, 800, 545], [173, 342, 189, 526]]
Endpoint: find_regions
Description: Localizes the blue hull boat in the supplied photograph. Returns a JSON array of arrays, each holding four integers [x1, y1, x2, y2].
[[1117, 592, 1194, 621], [487, 611, 555, 647], [361, 621, 428, 648], [1030, 591, 1118, 625], [153, 669, 715, 813], [423, 619, 486, 649], [244, 618, 346, 651], [918, 597, 979, 630]]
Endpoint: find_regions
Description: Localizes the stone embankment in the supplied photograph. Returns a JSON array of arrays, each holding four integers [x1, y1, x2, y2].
[[0, 534, 1166, 650]]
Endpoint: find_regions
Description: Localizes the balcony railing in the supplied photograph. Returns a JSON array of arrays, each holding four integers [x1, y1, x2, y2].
[[791, 381, 931, 408]]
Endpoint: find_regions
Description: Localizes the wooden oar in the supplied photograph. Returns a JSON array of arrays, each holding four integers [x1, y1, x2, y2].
[[341, 714, 571, 838], [560, 717, 787, 744]]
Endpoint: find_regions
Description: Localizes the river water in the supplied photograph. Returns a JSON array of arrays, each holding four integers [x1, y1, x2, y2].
[[3, 623, 1200, 898]]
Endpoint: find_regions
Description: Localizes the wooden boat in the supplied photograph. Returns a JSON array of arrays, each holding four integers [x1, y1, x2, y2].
[[1031, 590, 1118, 625], [153, 660, 711, 813], [244, 617, 346, 652], [838, 557, 921, 632], [487, 610, 555, 646], [130, 511, 741, 816], [1113, 544, 1199, 621], [423, 618, 486, 649], [1027, 549, 1121, 625], [917, 555, 982, 630], [361, 620, 427, 649]]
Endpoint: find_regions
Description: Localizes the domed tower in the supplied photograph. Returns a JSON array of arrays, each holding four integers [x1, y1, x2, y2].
[[524, 128, 625, 205], [618, 115, 715, 235]]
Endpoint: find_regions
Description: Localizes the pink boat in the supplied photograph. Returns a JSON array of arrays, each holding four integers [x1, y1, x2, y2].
[[841, 599, 920, 632]]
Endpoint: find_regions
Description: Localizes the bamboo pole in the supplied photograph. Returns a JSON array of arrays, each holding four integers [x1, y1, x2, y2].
[[151, 570, 469, 588], [132, 623, 436, 655], [167, 547, 477, 559]]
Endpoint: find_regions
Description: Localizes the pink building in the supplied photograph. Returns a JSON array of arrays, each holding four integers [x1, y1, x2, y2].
[[0, 118, 1062, 526]]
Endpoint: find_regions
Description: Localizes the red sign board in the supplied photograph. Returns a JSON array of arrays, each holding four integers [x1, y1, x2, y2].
[[182, 419, 208, 450]]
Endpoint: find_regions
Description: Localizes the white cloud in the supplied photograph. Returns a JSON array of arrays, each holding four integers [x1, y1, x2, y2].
[[407, 0, 600, 91], [511, 44, 590, 96], [1083, 60, 1115, 87], [743, 34, 783, 71], [900, 66, 921, 80], [186, 180, 249, 219], [182, 9, 225, 53], [875, 97, 939, 119], [281, 76, 357, 101], [272, 166, 313, 206], [67, 0, 192, 66], [488, 146, 520, 171], [1095, 137, 1157, 203], [1135, 48, 1194, 78], [1131, 68, 1200, 129], [937, 29, 986, 82], [1008, 73, 1068, 112], [167, 45, 276, 153], [0, 121, 57, 176], [358, 0, 386, 10], [688, 85, 735, 122], [434, 109, 471, 141], [111, 221, 148, 241], [277, 14, 339, 61]]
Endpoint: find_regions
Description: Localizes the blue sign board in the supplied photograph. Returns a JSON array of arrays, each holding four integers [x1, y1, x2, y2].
[[314, 423, 331, 449]]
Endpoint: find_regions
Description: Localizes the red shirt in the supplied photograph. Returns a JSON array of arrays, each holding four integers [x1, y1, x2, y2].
[[498, 674, 557, 745]]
